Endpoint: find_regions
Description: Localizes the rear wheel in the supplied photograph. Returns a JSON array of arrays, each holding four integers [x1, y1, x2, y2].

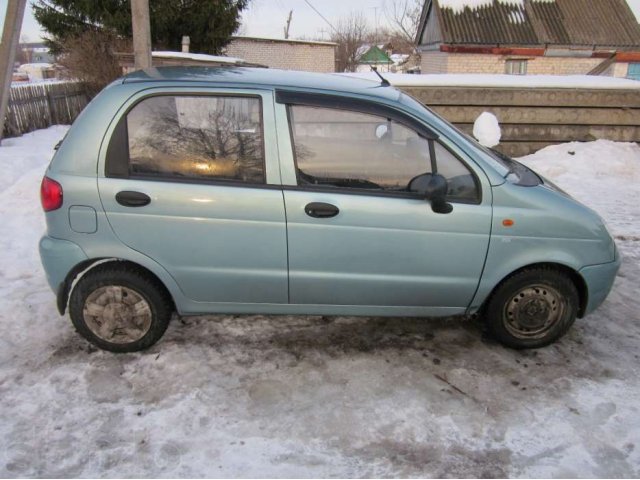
[[69, 266, 172, 352], [485, 268, 578, 349]]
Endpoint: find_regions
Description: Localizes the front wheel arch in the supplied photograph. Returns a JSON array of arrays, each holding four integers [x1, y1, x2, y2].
[[57, 258, 175, 316], [480, 262, 588, 319]]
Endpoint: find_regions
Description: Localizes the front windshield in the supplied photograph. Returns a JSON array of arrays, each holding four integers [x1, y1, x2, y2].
[[399, 92, 541, 185]]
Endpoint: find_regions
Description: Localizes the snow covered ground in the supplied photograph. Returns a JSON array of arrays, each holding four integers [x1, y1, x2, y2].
[[0, 127, 638, 477]]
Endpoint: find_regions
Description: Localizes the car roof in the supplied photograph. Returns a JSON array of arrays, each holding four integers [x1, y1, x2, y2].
[[122, 66, 402, 101]]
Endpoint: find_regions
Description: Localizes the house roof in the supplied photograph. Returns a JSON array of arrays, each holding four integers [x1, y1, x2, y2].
[[358, 45, 393, 65], [153, 51, 247, 64], [417, 0, 640, 49], [230, 36, 337, 47], [116, 51, 266, 69]]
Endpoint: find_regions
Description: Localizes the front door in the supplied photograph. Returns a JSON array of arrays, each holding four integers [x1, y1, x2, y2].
[[98, 90, 288, 304], [282, 101, 492, 311]]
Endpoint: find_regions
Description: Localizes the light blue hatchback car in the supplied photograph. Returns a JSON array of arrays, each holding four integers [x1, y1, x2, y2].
[[39, 67, 620, 352]]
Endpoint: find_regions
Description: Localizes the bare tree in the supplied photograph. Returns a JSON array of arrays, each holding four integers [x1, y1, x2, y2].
[[57, 30, 130, 96], [384, 0, 423, 66], [14, 35, 30, 65], [385, 0, 422, 44], [331, 12, 370, 72]]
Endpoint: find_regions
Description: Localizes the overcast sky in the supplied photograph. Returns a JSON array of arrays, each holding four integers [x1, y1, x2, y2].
[[2, 0, 640, 43]]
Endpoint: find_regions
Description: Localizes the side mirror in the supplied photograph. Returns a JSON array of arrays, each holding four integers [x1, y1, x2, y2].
[[408, 173, 453, 214]]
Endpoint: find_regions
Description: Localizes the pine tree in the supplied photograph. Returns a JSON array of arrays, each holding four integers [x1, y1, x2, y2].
[[33, 0, 250, 54]]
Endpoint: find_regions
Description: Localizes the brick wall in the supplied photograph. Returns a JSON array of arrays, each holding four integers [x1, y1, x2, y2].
[[421, 52, 628, 77], [420, 50, 449, 73], [225, 38, 336, 73]]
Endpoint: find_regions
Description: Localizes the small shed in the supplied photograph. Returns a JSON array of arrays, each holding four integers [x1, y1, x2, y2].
[[17, 63, 57, 81], [224, 36, 337, 73], [356, 45, 394, 73]]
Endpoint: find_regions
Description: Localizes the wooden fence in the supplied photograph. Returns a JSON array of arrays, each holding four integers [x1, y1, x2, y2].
[[3, 82, 89, 138], [400, 86, 640, 157]]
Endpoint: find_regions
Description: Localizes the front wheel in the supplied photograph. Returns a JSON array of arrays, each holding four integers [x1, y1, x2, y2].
[[485, 268, 579, 349]]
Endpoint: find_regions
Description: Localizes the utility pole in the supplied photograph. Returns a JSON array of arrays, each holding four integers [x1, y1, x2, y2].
[[131, 0, 152, 70], [284, 10, 293, 39], [371, 6, 379, 42], [0, 0, 27, 141]]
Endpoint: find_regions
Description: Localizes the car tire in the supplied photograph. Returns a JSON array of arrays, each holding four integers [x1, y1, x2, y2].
[[485, 268, 579, 349], [68, 265, 172, 353]]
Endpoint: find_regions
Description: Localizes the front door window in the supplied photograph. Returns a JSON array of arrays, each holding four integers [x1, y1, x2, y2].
[[288, 104, 479, 202]]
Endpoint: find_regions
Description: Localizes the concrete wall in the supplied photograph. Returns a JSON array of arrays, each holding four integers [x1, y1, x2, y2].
[[225, 38, 336, 73], [401, 85, 640, 156], [420, 51, 631, 77]]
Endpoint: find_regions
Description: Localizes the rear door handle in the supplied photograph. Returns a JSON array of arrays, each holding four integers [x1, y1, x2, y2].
[[116, 191, 151, 207], [305, 202, 339, 218]]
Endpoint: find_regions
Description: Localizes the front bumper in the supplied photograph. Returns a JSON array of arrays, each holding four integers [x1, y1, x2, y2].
[[579, 246, 621, 316]]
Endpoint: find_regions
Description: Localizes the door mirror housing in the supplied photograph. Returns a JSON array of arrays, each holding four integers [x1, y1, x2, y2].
[[408, 173, 453, 214]]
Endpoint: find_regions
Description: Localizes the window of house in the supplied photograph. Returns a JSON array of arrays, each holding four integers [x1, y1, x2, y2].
[[125, 95, 265, 183], [627, 63, 640, 80], [505, 59, 528, 75], [288, 105, 479, 202]]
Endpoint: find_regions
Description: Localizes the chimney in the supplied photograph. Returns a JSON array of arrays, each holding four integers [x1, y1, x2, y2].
[[181, 36, 190, 53]]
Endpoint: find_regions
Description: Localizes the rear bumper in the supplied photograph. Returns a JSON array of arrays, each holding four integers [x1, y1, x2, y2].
[[579, 246, 621, 316], [39, 236, 88, 294]]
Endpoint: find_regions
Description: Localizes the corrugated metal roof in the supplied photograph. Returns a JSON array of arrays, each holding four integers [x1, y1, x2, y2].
[[420, 0, 640, 48]]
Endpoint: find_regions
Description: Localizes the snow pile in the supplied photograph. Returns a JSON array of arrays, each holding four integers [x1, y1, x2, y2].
[[0, 126, 67, 191], [18, 63, 54, 70], [152, 51, 246, 64], [473, 111, 501, 147], [342, 72, 640, 89], [519, 140, 640, 238], [0, 128, 639, 477]]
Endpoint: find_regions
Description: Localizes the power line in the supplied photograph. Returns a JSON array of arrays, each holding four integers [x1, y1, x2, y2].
[[302, 0, 337, 34]]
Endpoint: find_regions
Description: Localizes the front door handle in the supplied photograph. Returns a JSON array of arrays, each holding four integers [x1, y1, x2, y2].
[[305, 202, 339, 218], [116, 191, 151, 207]]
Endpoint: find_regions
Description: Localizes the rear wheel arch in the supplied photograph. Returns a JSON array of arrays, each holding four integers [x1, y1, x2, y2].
[[58, 258, 175, 315]]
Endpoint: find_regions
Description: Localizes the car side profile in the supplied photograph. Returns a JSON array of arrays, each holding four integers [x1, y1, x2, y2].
[[39, 67, 620, 352]]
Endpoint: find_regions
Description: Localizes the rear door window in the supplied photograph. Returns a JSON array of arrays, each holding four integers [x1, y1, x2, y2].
[[110, 95, 265, 184]]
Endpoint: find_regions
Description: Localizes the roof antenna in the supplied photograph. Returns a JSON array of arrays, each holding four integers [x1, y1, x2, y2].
[[371, 66, 390, 86]]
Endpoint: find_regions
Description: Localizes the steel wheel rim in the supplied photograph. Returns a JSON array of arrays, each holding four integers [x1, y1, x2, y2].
[[503, 284, 565, 339], [83, 286, 152, 344]]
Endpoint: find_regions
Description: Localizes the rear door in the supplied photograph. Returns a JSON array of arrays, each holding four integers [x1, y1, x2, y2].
[[98, 88, 288, 304], [278, 94, 492, 312]]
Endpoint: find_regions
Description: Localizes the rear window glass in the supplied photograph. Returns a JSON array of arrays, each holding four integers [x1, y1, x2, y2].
[[126, 95, 265, 183]]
